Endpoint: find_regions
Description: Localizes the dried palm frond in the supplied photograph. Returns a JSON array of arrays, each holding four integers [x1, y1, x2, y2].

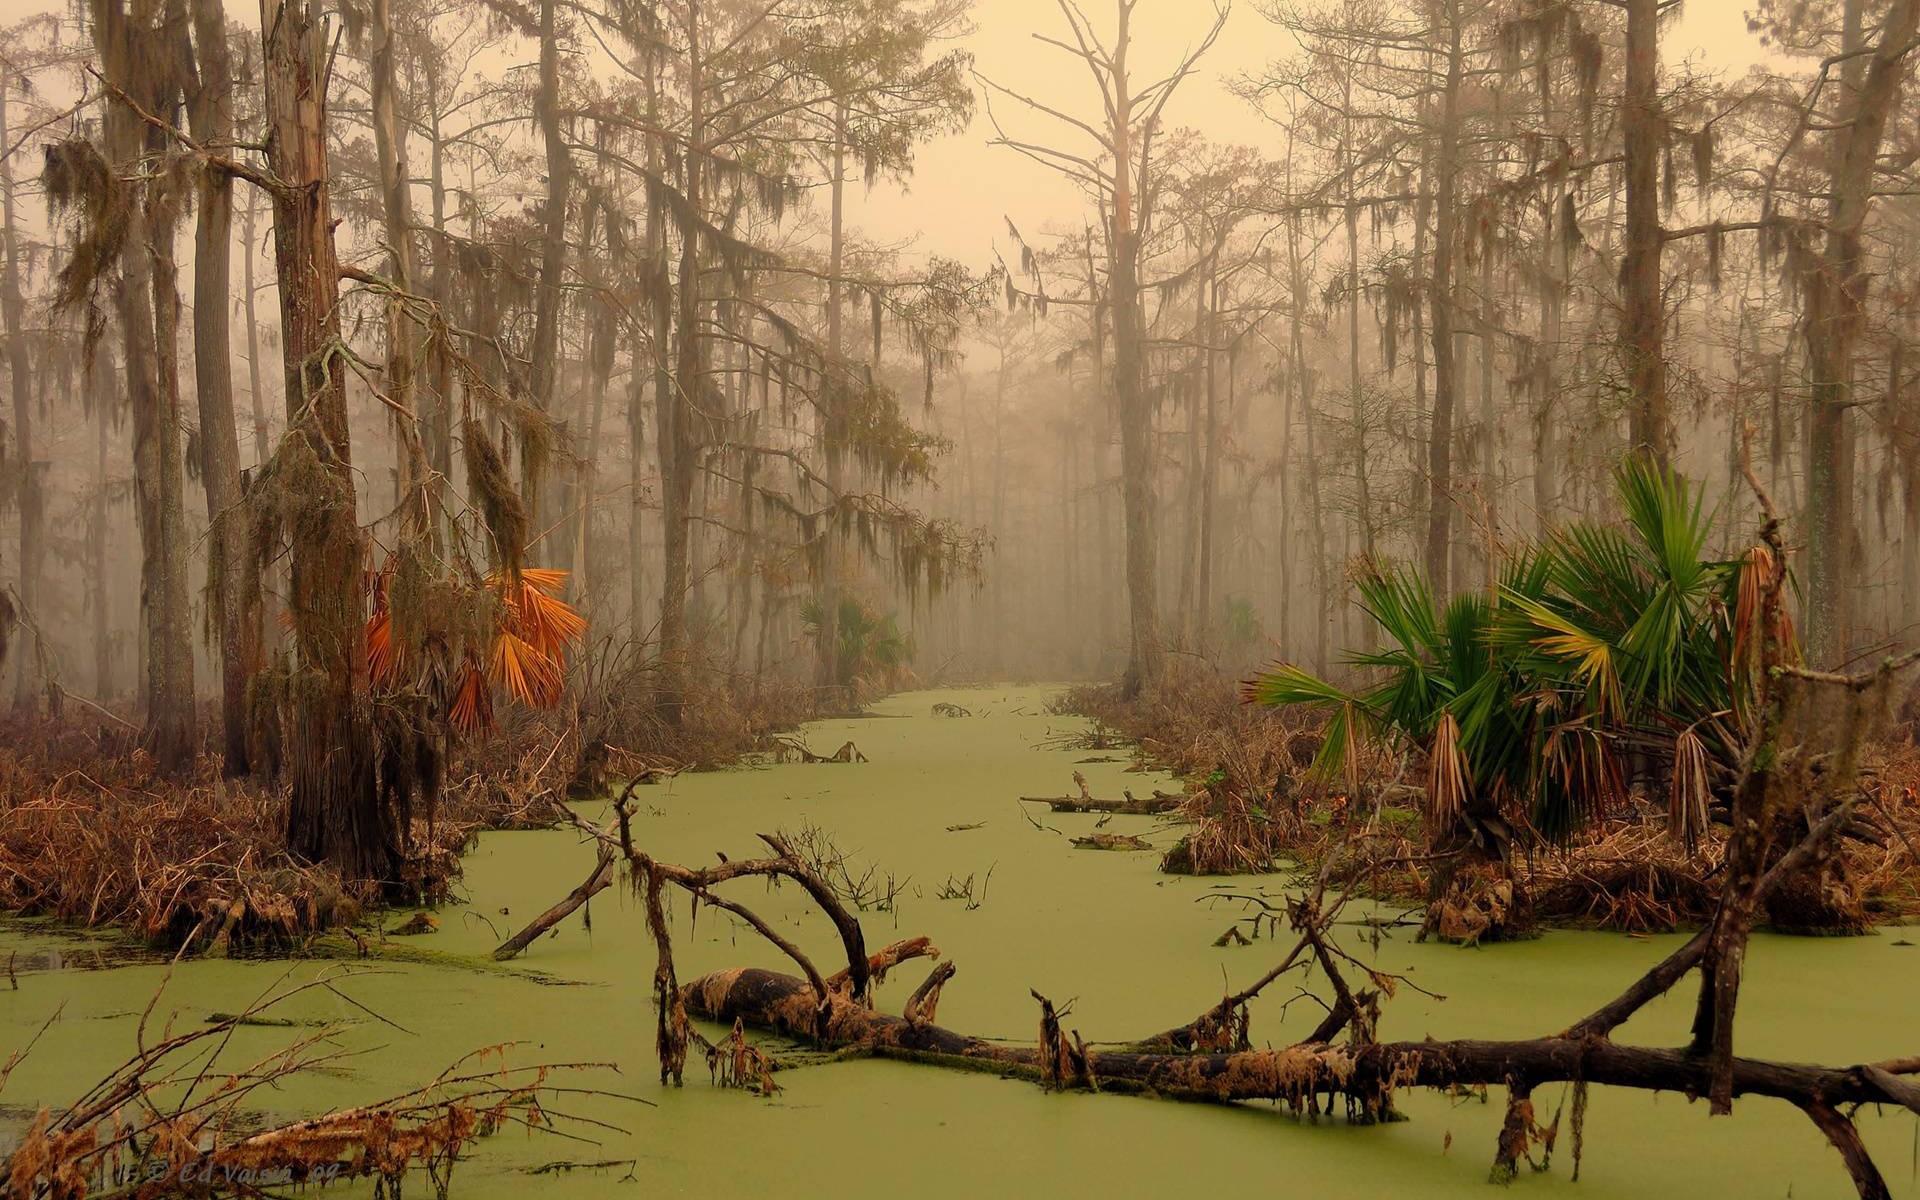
[[366, 608, 398, 687], [449, 662, 493, 735], [1668, 727, 1711, 854], [498, 568, 587, 660], [490, 632, 563, 709], [1427, 710, 1468, 829]]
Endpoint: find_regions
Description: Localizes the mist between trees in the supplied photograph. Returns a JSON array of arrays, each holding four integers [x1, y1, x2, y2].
[[0, 0, 1917, 863]]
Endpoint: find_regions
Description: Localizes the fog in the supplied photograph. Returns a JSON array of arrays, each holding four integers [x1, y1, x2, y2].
[[0, 0, 1907, 726]]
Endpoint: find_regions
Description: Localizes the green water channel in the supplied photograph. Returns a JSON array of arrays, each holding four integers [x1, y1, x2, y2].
[[4, 685, 1918, 1198]]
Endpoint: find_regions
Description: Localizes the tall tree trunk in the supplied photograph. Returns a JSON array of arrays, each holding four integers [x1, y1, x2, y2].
[[241, 194, 270, 468], [369, 0, 436, 564], [1177, 258, 1205, 639], [187, 0, 258, 772], [1197, 324, 1223, 649], [94, 0, 196, 764], [1424, 4, 1463, 597], [816, 103, 848, 694], [263, 0, 398, 883], [526, 0, 571, 540], [1110, 0, 1160, 696], [1620, 0, 1669, 465], [422, 54, 454, 487], [656, 1, 704, 721], [91, 350, 114, 699], [0, 82, 44, 708], [1805, 0, 1920, 667]]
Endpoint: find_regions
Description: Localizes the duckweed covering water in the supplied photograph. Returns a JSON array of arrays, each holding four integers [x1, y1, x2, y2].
[[4, 686, 1916, 1198]]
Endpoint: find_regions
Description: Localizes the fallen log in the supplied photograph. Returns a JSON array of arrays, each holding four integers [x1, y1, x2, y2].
[[684, 964, 1920, 1123], [1021, 769, 1181, 814], [1070, 833, 1153, 851], [1021, 791, 1181, 815]]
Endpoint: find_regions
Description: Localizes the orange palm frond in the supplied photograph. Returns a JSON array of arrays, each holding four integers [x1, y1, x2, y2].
[[490, 631, 564, 708], [523, 589, 587, 657], [450, 661, 494, 734], [517, 568, 570, 596], [367, 610, 398, 686]]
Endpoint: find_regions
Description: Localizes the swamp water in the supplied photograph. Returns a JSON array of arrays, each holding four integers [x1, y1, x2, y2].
[[3, 684, 1917, 1198]]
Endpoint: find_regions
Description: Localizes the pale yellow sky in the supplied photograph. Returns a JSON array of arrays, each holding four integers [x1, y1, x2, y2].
[[1, 0, 1762, 269], [852, 0, 1763, 264]]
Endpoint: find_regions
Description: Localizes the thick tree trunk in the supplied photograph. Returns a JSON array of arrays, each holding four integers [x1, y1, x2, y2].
[[91, 350, 114, 699], [1620, 0, 1669, 466], [92, 0, 198, 765], [1805, 0, 1919, 667], [187, 0, 258, 773], [262, 0, 398, 883]]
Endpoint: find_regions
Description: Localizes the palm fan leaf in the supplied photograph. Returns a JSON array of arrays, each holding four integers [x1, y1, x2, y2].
[[1243, 663, 1359, 711], [515, 583, 588, 658], [490, 631, 564, 708], [449, 661, 494, 734]]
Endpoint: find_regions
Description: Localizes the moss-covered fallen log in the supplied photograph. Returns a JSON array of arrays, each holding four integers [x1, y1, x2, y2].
[[684, 963, 1919, 1113]]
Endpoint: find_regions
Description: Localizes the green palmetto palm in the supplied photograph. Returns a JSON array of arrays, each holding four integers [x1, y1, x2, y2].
[[1247, 458, 1769, 849]]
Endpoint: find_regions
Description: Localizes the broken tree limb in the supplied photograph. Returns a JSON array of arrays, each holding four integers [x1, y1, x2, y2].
[[494, 835, 615, 961]]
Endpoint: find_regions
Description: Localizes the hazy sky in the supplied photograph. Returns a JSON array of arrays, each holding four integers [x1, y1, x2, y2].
[[852, 0, 1766, 267], [1, 0, 1764, 272]]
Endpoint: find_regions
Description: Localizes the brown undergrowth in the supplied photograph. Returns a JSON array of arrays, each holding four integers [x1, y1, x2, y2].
[[0, 713, 473, 952], [1060, 668, 1920, 934], [0, 665, 847, 953]]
